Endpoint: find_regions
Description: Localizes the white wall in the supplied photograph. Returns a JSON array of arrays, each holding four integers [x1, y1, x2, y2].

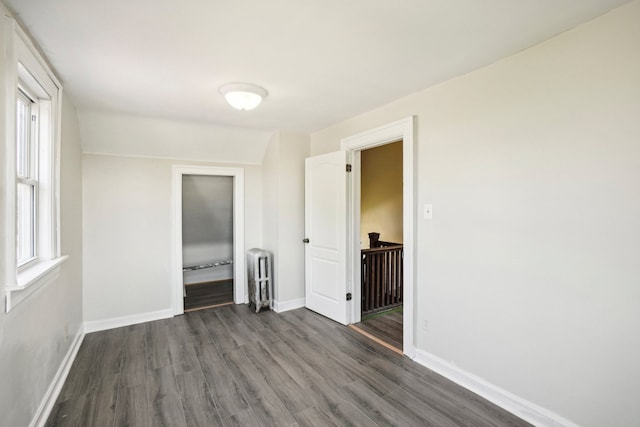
[[261, 132, 280, 295], [0, 87, 84, 427], [262, 131, 310, 306], [310, 2, 640, 426], [78, 109, 273, 164], [182, 175, 234, 284], [83, 154, 262, 322], [277, 132, 310, 302]]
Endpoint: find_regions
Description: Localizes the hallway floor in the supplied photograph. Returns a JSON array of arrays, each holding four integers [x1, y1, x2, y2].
[[354, 307, 403, 351]]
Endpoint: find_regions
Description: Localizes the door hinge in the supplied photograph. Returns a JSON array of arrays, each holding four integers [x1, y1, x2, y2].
[[346, 292, 352, 301], [346, 164, 352, 172]]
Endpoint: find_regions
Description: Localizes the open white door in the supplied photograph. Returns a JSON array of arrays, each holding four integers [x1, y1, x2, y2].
[[304, 151, 348, 325]]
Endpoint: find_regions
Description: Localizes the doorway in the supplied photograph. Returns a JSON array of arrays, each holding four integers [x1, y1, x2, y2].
[[343, 116, 415, 358], [353, 140, 404, 351], [181, 175, 234, 312], [172, 165, 246, 316], [304, 117, 415, 356]]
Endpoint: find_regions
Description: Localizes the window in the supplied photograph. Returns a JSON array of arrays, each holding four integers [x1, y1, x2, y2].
[[16, 87, 38, 266], [4, 21, 66, 312]]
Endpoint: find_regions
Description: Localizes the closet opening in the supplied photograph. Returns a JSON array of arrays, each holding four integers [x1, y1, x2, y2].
[[181, 174, 234, 312]]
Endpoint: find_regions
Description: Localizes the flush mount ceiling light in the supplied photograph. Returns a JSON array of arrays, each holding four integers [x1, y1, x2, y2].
[[219, 83, 268, 111]]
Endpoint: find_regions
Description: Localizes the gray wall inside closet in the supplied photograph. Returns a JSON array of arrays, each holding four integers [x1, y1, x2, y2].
[[182, 175, 233, 284]]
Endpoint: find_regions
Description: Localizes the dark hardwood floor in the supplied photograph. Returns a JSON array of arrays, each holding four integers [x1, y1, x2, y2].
[[46, 305, 531, 427], [354, 307, 403, 350], [184, 279, 233, 311]]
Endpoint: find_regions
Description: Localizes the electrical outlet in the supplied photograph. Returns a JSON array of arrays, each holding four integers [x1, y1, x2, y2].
[[423, 320, 429, 330]]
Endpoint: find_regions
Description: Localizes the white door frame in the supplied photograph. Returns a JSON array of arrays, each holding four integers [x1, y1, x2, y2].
[[171, 165, 246, 315], [341, 116, 416, 358]]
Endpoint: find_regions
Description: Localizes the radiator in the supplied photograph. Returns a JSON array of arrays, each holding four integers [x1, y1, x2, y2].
[[247, 248, 273, 313]]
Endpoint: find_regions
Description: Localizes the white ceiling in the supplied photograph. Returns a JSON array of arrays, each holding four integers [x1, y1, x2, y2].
[[5, 0, 631, 133]]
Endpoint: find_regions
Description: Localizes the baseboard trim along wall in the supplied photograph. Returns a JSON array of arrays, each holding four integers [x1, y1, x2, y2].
[[30, 328, 85, 427], [414, 349, 579, 427], [272, 297, 305, 313], [83, 308, 174, 333]]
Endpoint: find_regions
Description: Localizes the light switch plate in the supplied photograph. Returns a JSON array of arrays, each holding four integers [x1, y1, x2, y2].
[[424, 204, 433, 220]]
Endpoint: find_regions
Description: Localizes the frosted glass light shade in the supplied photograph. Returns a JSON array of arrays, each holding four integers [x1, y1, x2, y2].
[[219, 83, 268, 111], [224, 91, 263, 110]]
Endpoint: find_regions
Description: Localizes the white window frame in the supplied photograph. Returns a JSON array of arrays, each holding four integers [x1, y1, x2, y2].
[[3, 18, 67, 312], [16, 84, 39, 268]]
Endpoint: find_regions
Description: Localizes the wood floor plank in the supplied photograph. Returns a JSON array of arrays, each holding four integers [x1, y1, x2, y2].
[[294, 406, 340, 427], [222, 347, 297, 426], [236, 310, 283, 345], [146, 366, 180, 401], [215, 307, 274, 349], [221, 407, 265, 427], [383, 387, 465, 427], [45, 394, 87, 427], [253, 309, 300, 334], [303, 380, 380, 427], [119, 324, 148, 389], [168, 315, 199, 346], [231, 304, 269, 332], [175, 371, 223, 427], [57, 334, 102, 401], [277, 310, 322, 338], [304, 325, 401, 397], [282, 329, 357, 389], [336, 355, 401, 398], [261, 339, 326, 389], [195, 341, 249, 419], [113, 384, 153, 427], [199, 310, 241, 354], [182, 311, 214, 346], [46, 305, 532, 427], [215, 303, 244, 326], [245, 341, 315, 414], [88, 328, 125, 385], [144, 319, 173, 371], [339, 379, 428, 427], [323, 401, 382, 427], [168, 338, 202, 376], [149, 393, 188, 427], [368, 355, 529, 426], [289, 307, 343, 333], [77, 373, 120, 427]]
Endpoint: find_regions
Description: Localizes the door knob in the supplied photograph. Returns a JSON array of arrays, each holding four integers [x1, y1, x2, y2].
[[303, 238, 310, 243]]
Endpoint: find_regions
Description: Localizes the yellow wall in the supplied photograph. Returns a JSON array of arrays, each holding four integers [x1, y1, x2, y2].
[[360, 140, 403, 247]]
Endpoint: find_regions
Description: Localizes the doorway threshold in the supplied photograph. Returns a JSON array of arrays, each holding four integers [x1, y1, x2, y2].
[[184, 301, 234, 313], [348, 324, 403, 355]]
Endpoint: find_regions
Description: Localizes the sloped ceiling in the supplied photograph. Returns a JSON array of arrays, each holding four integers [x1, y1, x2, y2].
[[4, 0, 631, 157]]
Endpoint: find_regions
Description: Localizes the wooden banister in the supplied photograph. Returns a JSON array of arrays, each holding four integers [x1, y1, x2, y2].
[[361, 245, 403, 315]]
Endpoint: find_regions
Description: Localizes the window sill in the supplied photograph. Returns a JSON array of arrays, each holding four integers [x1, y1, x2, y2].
[[5, 255, 69, 312]]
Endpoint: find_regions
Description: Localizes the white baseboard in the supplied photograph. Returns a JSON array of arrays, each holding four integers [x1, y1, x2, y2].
[[84, 308, 174, 333], [272, 297, 305, 313], [30, 327, 85, 427], [413, 349, 578, 427]]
